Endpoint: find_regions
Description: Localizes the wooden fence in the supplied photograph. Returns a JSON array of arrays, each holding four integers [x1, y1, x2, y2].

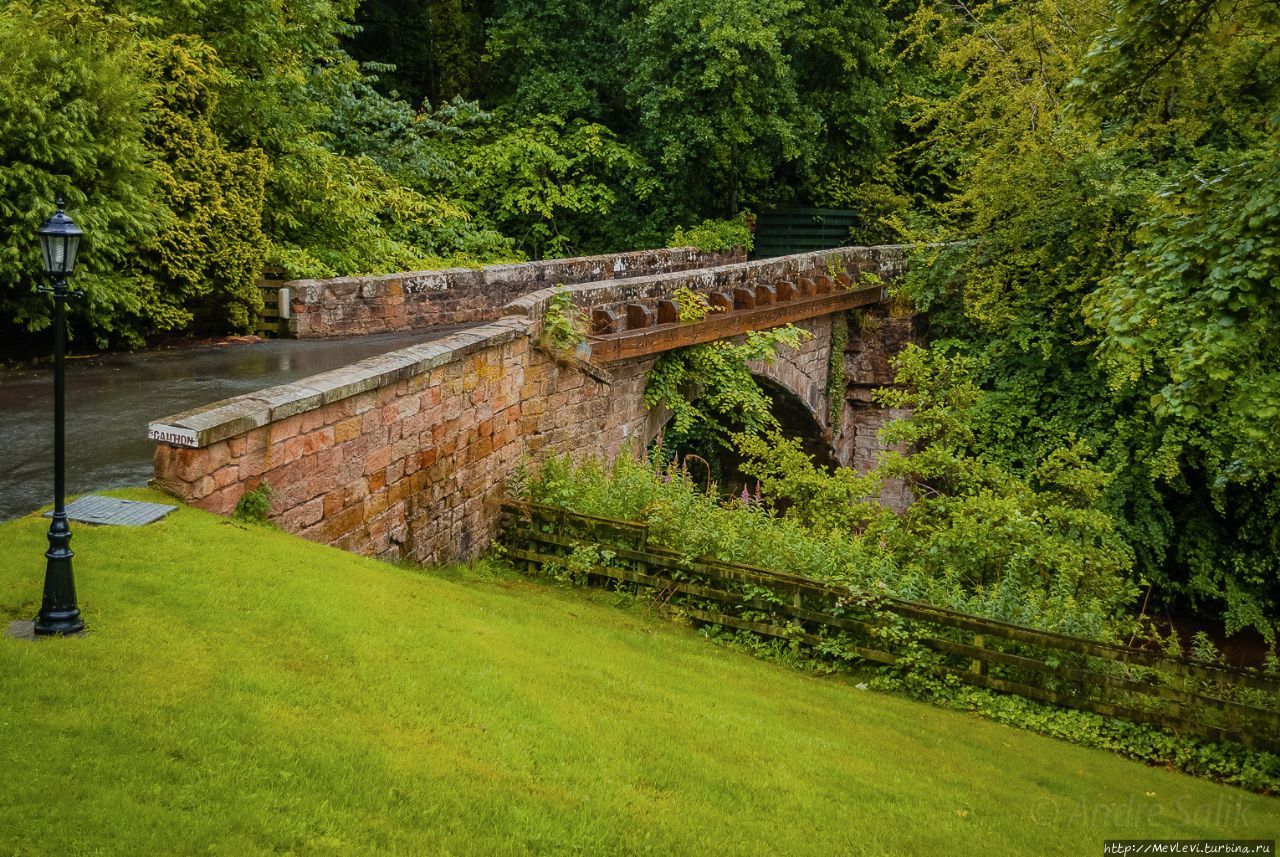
[[255, 266, 289, 337], [500, 501, 1280, 755]]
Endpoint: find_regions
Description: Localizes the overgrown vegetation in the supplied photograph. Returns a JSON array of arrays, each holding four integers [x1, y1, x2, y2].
[[538, 286, 588, 354], [4, 0, 1276, 658], [672, 287, 721, 323], [536, 345, 1140, 640], [643, 325, 812, 458], [515, 372, 1280, 792], [668, 217, 754, 254], [512, 499, 1280, 793]]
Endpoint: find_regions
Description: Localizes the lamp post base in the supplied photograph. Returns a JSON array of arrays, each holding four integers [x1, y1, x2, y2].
[[34, 515, 83, 636], [33, 608, 84, 637]]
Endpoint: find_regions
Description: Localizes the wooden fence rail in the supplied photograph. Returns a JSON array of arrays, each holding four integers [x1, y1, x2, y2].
[[499, 501, 1280, 755]]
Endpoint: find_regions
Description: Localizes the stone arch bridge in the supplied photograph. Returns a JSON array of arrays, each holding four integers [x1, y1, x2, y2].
[[150, 245, 915, 563]]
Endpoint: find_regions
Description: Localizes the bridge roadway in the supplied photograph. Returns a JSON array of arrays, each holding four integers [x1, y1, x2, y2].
[[147, 245, 912, 564]]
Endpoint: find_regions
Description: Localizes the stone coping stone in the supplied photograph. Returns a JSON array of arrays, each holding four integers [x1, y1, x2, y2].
[[286, 246, 721, 304], [503, 244, 910, 321], [149, 318, 532, 448]]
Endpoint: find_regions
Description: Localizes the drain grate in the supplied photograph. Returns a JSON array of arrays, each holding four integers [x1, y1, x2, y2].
[[43, 495, 177, 527]]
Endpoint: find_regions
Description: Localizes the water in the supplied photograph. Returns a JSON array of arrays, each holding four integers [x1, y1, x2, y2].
[[0, 330, 461, 521]]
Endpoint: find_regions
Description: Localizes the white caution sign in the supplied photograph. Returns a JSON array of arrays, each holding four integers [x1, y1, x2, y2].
[[147, 424, 200, 448]]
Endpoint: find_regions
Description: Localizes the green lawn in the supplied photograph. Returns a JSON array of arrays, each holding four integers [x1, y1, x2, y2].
[[0, 489, 1275, 855]]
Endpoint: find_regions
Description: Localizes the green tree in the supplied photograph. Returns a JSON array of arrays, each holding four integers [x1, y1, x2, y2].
[[1086, 149, 1280, 637], [786, 0, 897, 220], [623, 0, 821, 216], [349, 0, 488, 104], [126, 0, 481, 278], [0, 2, 159, 347], [895, 0, 1280, 636], [139, 37, 268, 333], [483, 0, 634, 125], [457, 115, 659, 259]]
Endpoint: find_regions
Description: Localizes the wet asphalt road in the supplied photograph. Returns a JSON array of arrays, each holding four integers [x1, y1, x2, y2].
[[0, 329, 461, 521]]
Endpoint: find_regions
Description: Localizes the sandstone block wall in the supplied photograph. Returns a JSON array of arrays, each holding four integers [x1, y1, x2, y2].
[[153, 317, 660, 563], [287, 247, 744, 338], [747, 315, 834, 432]]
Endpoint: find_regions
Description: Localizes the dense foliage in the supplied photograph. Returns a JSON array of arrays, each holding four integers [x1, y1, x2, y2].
[[0, 1, 503, 347], [893, 0, 1280, 639], [644, 325, 812, 455], [0, 4, 157, 344], [3, 0, 866, 349], [142, 39, 268, 334]]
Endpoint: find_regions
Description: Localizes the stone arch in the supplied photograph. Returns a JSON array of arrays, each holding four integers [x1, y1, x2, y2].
[[740, 314, 839, 466], [751, 374, 839, 469], [638, 372, 838, 493]]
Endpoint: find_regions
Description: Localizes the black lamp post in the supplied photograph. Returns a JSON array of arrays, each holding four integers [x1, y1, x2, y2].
[[34, 197, 85, 636]]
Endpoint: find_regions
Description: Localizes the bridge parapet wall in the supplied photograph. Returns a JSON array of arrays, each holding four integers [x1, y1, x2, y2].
[[287, 247, 744, 338], [505, 244, 907, 323], [152, 318, 657, 562]]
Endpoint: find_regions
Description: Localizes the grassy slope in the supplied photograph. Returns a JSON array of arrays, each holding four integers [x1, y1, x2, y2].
[[0, 489, 1274, 856]]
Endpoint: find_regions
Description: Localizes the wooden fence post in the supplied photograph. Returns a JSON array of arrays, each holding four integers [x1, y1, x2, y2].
[[970, 634, 986, 676]]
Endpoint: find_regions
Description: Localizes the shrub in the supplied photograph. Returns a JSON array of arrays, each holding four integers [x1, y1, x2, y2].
[[233, 483, 274, 525], [539, 286, 588, 353], [140, 37, 268, 334], [668, 217, 754, 253], [672, 287, 720, 323]]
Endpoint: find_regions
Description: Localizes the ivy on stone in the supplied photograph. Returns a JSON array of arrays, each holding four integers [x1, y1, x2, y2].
[[644, 325, 812, 452]]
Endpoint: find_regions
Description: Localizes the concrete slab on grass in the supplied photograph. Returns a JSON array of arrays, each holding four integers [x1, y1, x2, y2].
[[5, 620, 35, 641], [43, 494, 177, 527]]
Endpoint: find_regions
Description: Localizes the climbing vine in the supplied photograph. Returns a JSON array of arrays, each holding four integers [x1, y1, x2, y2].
[[644, 325, 812, 452], [827, 312, 848, 434]]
